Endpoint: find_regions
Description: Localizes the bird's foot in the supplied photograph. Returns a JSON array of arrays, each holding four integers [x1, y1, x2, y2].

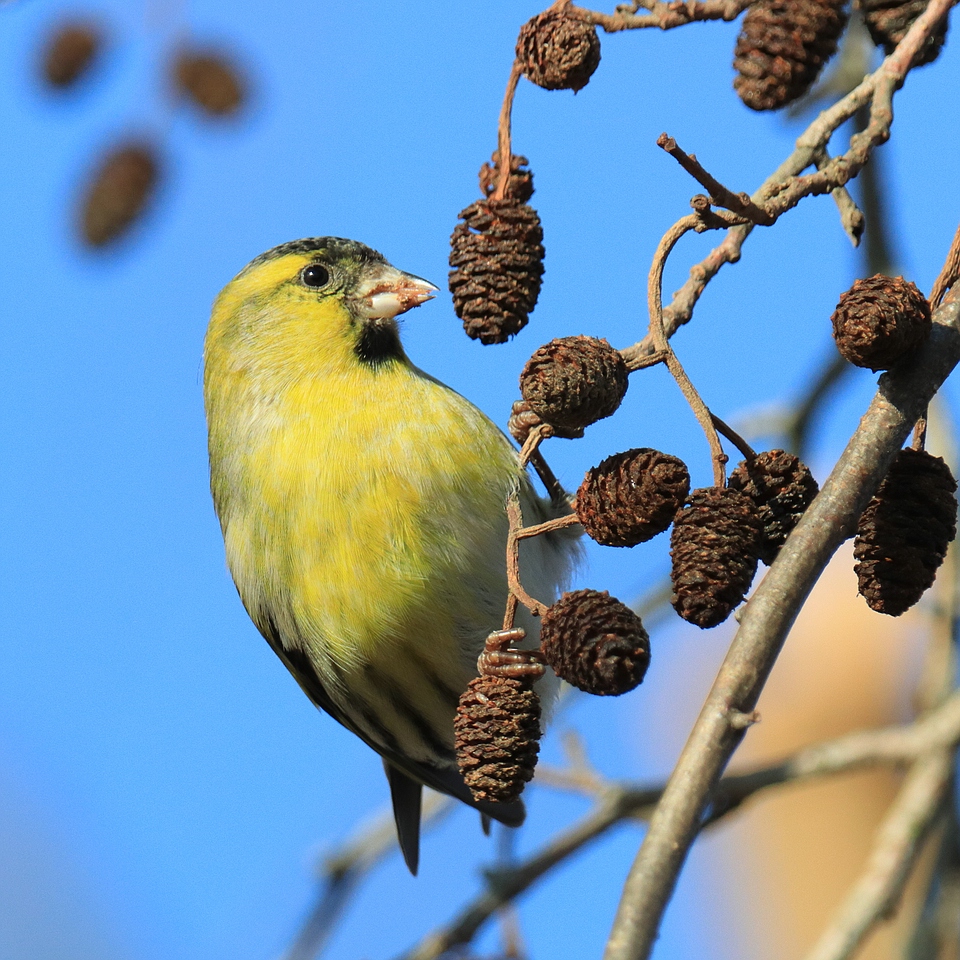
[[477, 628, 545, 681]]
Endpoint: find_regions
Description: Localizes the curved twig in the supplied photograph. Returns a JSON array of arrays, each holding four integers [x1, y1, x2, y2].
[[493, 62, 524, 203], [801, 751, 952, 960], [647, 215, 728, 485]]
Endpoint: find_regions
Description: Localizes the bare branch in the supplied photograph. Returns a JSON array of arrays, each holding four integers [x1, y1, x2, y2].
[[931, 222, 960, 308], [812, 145, 865, 247], [657, 133, 775, 225], [566, 0, 754, 31], [802, 751, 953, 960]]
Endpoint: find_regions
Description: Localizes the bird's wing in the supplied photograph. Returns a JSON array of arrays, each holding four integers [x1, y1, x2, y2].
[[253, 612, 526, 836]]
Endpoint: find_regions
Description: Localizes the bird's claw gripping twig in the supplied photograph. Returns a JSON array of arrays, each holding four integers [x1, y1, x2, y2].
[[477, 628, 546, 681]]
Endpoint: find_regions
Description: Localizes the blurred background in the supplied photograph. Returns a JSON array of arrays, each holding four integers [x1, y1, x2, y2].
[[2, 1, 958, 958]]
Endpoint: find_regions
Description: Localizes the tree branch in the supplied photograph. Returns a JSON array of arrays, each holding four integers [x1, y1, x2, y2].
[[802, 751, 953, 960], [399, 686, 960, 960], [566, 0, 754, 31], [604, 284, 960, 960], [619, 0, 954, 364]]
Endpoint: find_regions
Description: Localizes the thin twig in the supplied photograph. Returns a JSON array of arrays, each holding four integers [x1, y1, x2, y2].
[[493, 62, 524, 203], [931, 222, 960, 308], [603, 286, 960, 960], [515, 512, 581, 540], [282, 793, 454, 960], [646, 215, 729, 486], [801, 751, 953, 960], [528, 448, 567, 504], [565, 0, 753, 31], [657, 133, 775, 225], [504, 492, 551, 623], [710, 413, 756, 461], [812, 145, 865, 247]]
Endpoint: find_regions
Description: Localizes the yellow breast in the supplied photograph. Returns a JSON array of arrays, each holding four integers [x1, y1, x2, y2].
[[205, 295, 520, 697]]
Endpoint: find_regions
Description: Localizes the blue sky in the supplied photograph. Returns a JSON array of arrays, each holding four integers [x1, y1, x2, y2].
[[2, 2, 958, 959]]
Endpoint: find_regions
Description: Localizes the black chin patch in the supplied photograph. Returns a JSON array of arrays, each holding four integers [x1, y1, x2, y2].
[[355, 320, 404, 367]]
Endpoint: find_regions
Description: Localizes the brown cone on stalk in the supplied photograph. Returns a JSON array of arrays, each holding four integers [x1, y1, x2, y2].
[[858, 0, 948, 66], [449, 196, 545, 344], [42, 21, 102, 89], [733, 0, 848, 110], [576, 448, 690, 547], [728, 450, 819, 564], [455, 675, 541, 804], [173, 49, 246, 116], [80, 142, 160, 247], [519, 336, 628, 433], [831, 275, 932, 371], [854, 448, 957, 616], [540, 590, 650, 696], [671, 487, 763, 628], [516, 10, 601, 92]]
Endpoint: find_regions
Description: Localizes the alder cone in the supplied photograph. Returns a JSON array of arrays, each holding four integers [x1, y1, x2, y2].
[[174, 50, 246, 116], [854, 448, 957, 616], [540, 590, 650, 696], [454, 676, 541, 804], [728, 450, 819, 564], [519, 335, 628, 433], [831, 275, 932, 371], [516, 11, 601, 92], [479, 152, 535, 203], [80, 142, 160, 247], [859, 0, 947, 65], [576, 448, 690, 547], [733, 0, 848, 110], [671, 487, 763, 628], [449, 198, 544, 344], [42, 22, 101, 88]]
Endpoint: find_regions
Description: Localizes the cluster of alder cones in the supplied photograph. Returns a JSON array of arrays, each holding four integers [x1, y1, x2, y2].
[[832, 275, 958, 615], [40, 17, 247, 247], [454, 275, 958, 806], [734, 0, 947, 111], [448, 1, 948, 342]]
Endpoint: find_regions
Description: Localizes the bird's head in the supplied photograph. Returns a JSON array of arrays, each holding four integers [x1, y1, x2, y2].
[[206, 237, 437, 375]]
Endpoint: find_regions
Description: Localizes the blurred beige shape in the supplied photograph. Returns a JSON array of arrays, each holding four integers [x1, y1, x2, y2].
[[717, 542, 928, 960]]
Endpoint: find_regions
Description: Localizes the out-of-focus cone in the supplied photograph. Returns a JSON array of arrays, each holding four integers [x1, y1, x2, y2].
[[41, 21, 103, 89], [172, 49, 246, 117], [79, 141, 160, 247]]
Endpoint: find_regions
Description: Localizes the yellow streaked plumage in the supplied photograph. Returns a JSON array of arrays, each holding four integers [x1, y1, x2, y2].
[[203, 237, 578, 873]]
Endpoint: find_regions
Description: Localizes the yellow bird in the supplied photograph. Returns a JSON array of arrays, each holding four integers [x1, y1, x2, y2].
[[203, 238, 578, 873]]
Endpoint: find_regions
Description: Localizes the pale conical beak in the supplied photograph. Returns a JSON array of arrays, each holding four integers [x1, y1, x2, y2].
[[353, 267, 438, 320]]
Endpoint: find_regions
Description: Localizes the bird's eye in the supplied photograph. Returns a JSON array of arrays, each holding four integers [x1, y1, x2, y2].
[[301, 263, 330, 288]]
